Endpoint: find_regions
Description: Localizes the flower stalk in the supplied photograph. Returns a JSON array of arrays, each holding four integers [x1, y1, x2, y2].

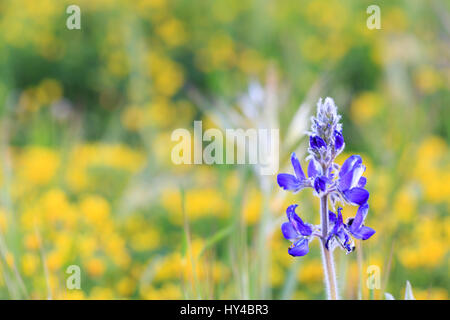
[[320, 194, 338, 300], [277, 97, 375, 300]]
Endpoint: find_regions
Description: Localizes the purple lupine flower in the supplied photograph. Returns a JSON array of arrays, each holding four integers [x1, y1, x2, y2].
[[334, 130, 344, 150], [277, 153, 311, 193], [313, 176, 327, 194], [281, 204, 314, 256], [277, 153, 330, 195], [307, 158, 322, 178], [310, 135, 327, 150], [326, 204, 375, 253], [337, 155, 370, 206], [346, 203, 376, 240], [277, 97, 375, 257], [326, 208, 354, 253]]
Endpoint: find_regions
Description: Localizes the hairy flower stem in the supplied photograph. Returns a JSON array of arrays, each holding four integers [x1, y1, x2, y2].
[[320, 195, 339, 300]]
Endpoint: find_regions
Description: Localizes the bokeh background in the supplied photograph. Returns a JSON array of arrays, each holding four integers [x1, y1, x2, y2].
[[0, 0, 448, 299]]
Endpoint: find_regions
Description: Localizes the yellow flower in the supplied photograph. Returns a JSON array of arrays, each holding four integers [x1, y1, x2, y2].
[[424, 240, 446, 266], [46, 250, 63, 272], [40, 189, 71, 224], [86, 258, 106, 278], [414, 67, 441, 94], [156, 18, 187, 47], [271, 264, 284, 287], [79, 236, 98, 259], [59, 290, 86, 300], [162, 188, 230, 224], [160, 188, 181, 222], [150, 59, 184, 97], [66, 144, 146, 191], [224, 171, 239, 196], [196, 33, 236, 71], [121, 106, 147, 131], [415, 288, 448, 300], [383, 7, 408, 32], [136, 0, 166, 10], [399, 238, 446, 269], [80, 195, 110, 226], [0, 208, 8, 232], [305, 0, 346, 31], [238, 49, 265, 75], [392, 187, 417, 222], [117, 277, 136, 297], [18, 147, 59, 185], [24, 233, 41, 251], [350, 92, 382, 124], [22, 253, 39, 277], [212, 35, 236, 67], [211, 261, 230, 284], [242, 188, 262, 225], [370, 170, 390, 214], [36, 78, 63, 105], [414, 137, 450, 203], [153, 132, 175, 165], [153, 253, 183, 282], [298, 260, 323, 283], [145, 98, 177, 128], [111, 252, 131, 269], [130, 229, 160, 252], [89, 287, 114, 300]]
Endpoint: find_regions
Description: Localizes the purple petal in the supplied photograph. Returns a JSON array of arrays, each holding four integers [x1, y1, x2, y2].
[[310, 135, 327, 150], [314, 176, 327, 193], [342, 232, 354, 252], [327, 166, 334, 179], [351, 226, 376, 240], [334, 130, 344, 150], [288, 238, 309, 257], [339, 170, 355, 191], [330, 207, 344, 236], [349, 203, 369, 233], [277, 174, 300, 192], [344, 187, 369, 205], [286, 204, 299, 220], [307, 159, 322, 178], [286, 204, 312, 236], [325, 234, 334, 250], [339, 155, 362, 178], [328, 210, 337, 225], [339, 163, 365, 191], [358, 176, 367, 188], [291, 153, 306, 180], [336, 207, 344, 227], [281, 222, 298, 241]]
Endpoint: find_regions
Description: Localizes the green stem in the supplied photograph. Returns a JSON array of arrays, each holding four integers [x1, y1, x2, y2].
[[320, 195, 339, 300]]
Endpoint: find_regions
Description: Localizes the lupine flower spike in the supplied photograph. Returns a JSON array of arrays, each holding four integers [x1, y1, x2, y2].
[[277, 97, 375, 300]]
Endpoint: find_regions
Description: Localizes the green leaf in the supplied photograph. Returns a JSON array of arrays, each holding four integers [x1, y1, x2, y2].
[[197, 225, 234, 259]]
